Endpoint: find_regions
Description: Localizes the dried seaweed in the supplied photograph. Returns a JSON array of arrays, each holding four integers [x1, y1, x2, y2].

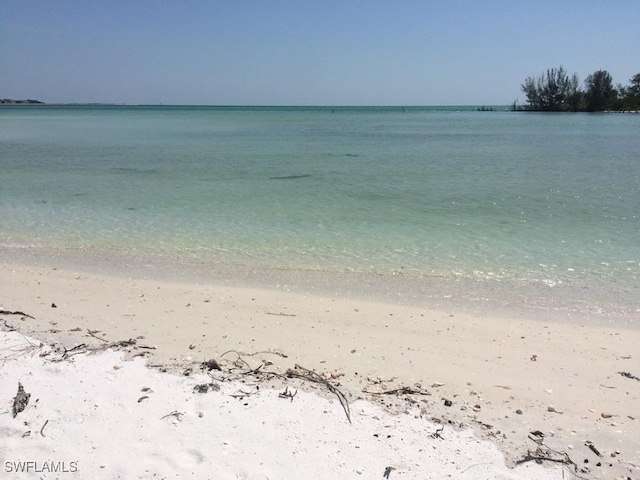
[[286, 364, 351, 424]]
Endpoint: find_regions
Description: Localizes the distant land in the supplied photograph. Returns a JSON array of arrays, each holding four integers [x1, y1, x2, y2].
[[1, 99, 44, 104]]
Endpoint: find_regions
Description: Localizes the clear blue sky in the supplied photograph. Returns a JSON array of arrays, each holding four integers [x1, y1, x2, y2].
[[2, 0, 639, 105]]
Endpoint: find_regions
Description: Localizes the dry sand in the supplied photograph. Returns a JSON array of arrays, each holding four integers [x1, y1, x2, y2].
[[1, 260, 639, 479]]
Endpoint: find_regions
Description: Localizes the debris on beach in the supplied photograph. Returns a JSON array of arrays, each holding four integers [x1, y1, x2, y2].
[[286, 364, 351, 423], [193, 382, 219, 394], [0, 309, 35, 319], [585, 441, 602, 457], [618, 370, 640, 381], [278, 386, 297, 401], [201, 358, 222, 371], [12, 382, 30, 418]]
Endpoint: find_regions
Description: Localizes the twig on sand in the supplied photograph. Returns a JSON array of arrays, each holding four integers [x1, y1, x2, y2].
[[41, 334, 156, 362], [0, 335, 42, 360], [618, 371, 640, 381], [230, 388, 259, 400], [515, 442, 586, 478], [363, 385, 431, 396], [39, 419, 49, 437], [47, 344, 89, 362], [241, 349, 288, 359], [278, 386, 297, 402], [459, 462, 494, 474], [1, 319, 16, 331], [86, 329, 109, 342], [0, 310, 35, 319], [160, 410, 183, 421], [220, 350, 253, 370], [218, 350, 288, 381], [430, 425, 444, 439], [286, 364, 351, 424], [586, 442, 602, 457]]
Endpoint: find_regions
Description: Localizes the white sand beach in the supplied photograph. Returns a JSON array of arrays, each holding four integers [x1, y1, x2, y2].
[[1, 261, 639, 479]]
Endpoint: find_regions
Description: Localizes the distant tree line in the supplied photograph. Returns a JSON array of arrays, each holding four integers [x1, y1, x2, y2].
[[514, 67, 640, 112], [0, 98, 44, 104]]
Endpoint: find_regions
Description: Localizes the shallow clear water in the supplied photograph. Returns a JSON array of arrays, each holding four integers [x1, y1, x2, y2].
[[1, 106, 639, 321]]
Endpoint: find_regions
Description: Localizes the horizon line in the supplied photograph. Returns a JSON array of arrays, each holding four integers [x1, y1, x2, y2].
[[2, 102, 509, 108]]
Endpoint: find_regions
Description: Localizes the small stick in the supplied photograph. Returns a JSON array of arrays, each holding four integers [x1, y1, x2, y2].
[[287, 364, 351, 424], [39, 419, 49, 437], [587, 443, 602, 457], [160, 410, 183, 421], [0, 310, 35, 319], [87, 330, 109, 342], [365, 386, 431, 396], [618, 371, 640, 381]]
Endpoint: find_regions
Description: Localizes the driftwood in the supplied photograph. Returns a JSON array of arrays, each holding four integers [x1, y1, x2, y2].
[[286, 364, 351, 424], [12, 383, 30, 418]]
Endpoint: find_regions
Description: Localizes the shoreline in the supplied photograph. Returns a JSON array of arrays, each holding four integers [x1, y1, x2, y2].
[[2, 258, 639, 478], [3, 245, 638, 329]]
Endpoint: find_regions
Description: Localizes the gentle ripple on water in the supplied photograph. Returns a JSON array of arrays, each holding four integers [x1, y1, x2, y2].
[[1, 106, 638, 323]]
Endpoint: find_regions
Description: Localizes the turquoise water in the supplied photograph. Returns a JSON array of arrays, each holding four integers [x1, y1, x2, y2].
[[1, 106, 639, 321]]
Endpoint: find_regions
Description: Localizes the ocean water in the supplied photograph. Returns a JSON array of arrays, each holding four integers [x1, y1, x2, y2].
[[1, 106, 639, 323]]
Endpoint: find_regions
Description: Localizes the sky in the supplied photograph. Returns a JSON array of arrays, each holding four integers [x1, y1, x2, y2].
[[1, 0, 639, 106]]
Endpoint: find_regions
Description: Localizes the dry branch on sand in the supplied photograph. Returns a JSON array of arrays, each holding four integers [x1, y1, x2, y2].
[[286, 364, 351, 424], [0, 310, 35, 319], [39, 332, 157, 363], [362, 385, 431, 396]]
